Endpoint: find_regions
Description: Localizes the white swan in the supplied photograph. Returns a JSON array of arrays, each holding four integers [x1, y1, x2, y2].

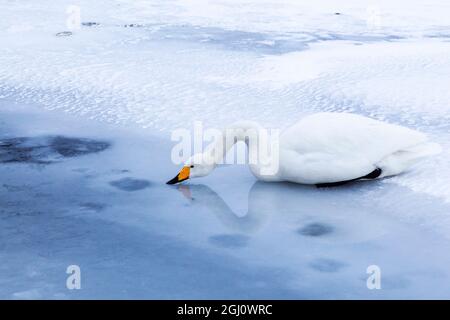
[[167, 112, 441, 186]]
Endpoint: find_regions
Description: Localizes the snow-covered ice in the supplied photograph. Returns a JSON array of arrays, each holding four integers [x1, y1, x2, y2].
[[1, 0, 450, 299]]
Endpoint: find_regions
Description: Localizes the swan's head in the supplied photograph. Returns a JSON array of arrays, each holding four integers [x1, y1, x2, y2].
[[166, 154, 215, 185]]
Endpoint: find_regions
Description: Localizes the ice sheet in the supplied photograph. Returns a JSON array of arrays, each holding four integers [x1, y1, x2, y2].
[[2, 102, 450, 299], [1, 0, 450, 299]]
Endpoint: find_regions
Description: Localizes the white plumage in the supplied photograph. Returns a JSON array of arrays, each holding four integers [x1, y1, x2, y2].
[[275, 112, 441, 184], [168, 112, 441, 186]]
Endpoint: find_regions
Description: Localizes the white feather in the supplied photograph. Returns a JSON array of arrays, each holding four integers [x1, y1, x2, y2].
[[276, 112, 441, 184]]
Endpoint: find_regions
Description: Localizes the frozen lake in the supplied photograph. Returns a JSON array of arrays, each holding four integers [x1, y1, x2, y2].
[[1, 0, 450, 299], [2, 101, 450, 299]]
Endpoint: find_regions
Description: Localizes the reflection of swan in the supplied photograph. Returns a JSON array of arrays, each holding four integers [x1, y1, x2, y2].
[[167, 113, 441, 186], [176, 182, 272, 233], [175, 181, 397, 243], [175, 178, 450, 245]]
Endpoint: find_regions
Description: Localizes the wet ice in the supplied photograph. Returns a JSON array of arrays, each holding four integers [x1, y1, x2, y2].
[[1, 0, 450, 299], [0, 136, 110, 164], [109, 178, 151, 192], [309, 258, 346, 273], [298, 223, 334, 237], [209, 234, 250, 249]]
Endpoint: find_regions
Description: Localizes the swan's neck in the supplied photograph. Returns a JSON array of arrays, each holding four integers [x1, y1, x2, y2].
[[203, 121, 280, 180]]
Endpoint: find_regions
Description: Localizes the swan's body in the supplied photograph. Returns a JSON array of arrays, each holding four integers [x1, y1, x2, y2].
[[167, 112, 441, 186]]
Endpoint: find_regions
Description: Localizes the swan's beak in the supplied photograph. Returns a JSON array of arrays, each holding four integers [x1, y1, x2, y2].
[[166, 166, 190, 185]]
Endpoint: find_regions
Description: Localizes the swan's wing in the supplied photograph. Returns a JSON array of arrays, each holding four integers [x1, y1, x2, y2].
[[280, 113, 428, 183]]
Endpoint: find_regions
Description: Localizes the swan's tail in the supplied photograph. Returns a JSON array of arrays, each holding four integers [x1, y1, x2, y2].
[[377, 142, 442, 178]]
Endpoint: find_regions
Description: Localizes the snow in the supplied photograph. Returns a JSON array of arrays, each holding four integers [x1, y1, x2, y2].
[[1, 0, 450, 299]]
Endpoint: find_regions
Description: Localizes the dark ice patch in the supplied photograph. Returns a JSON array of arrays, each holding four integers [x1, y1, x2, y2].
[[55, 31, 73, 37], [109, 178, 151, 191], [123, 23, 145, 28], [51, 136, 109, 157], [298, 223, 334, 237], [309, 258, 346, 273], [209, 234, 249, 248], [0, 136, 110, 164], [0, 137, 53, 164], [82, 22, 100, 27], [0, 138, 26, 147]]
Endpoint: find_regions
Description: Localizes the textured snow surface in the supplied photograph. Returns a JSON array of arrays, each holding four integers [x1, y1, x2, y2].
[[1, 0, 449, 202], [1, 0, 450, 298]]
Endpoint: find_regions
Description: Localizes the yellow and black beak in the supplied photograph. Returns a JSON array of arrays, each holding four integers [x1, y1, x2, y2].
[[166, 166, 190, 185]]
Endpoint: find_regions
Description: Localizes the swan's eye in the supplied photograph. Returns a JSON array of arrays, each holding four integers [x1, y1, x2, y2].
[[190, 165, 194, 168]]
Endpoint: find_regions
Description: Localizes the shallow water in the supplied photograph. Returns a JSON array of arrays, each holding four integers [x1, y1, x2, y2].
[[2, 102, 450, 299]]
